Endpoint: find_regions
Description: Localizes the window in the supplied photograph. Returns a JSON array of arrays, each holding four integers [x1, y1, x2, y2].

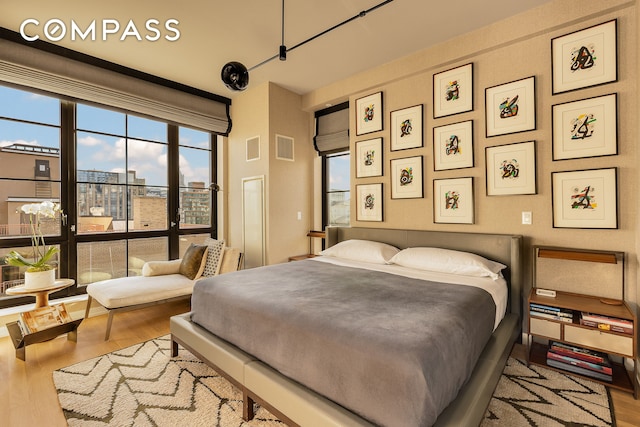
[[0, 84, 218, 307], [76, 104, 169, 234], [179, 127, 212, 229], [323, 151, 350, 227], [0, 86, 64, 305]]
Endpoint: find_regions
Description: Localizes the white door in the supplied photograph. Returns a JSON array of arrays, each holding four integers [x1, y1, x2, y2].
[[242, 176, 265, 268]]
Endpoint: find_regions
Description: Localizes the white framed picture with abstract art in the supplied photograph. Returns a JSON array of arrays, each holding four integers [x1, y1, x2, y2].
[[433, 120, 473, 171], [356, 183, 383, 222], [390, 104, 423, 151], [551, 20, 617, 95], [355, 138, 383, 178], [552, 167, 617, 229], [485, 141, 537, 196], [433, 177, 474, 224], [485, 76, 536, 137], [552, 93, 617, 160], [433, 63, 473, 118], [390, 156, 423, 199], [355, 91, 383, 136]]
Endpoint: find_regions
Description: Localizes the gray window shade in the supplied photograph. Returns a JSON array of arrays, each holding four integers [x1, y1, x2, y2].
[[0, 35, 231, 135], [314, 103, 349, 155]]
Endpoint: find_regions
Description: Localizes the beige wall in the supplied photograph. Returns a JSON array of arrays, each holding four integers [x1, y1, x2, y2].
[[301, 0, 638, 311], [227, 82, 313, 264], [226, 82, 269, 254]]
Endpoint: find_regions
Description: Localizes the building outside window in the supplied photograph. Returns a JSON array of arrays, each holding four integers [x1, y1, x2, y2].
[[324, 151, 350, 227], [0, 84, 217, 307]]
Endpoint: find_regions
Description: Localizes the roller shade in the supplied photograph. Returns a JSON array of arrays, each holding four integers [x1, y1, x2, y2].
[[313, 102, 349, 155], [0, 30, 231, 135]]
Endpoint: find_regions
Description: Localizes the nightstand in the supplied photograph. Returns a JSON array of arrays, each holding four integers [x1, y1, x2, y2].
[[526, 246, 637, 398]]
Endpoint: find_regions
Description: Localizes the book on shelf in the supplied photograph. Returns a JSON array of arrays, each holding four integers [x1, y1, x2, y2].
[[529, 310, 573, 322], [19, 303, 72, 333], [580, 318, 633, 335], [580, 312, 633, 329], [549, 341, 610, 366], [530, 303, 573, 317], [546, 359, 613, 382], [546, 351, 612, 375]]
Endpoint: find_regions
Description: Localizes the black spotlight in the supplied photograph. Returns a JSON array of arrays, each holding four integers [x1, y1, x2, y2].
[[221, 61, 249, 91]]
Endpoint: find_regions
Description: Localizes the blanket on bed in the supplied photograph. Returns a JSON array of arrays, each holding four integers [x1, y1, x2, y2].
[[191, 259, 496, 427]]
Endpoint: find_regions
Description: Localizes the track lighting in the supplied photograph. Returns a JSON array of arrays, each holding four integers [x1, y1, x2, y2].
[[221, 0, 394, 91]]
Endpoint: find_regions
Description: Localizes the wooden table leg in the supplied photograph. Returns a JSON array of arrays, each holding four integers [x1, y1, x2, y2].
[[34, 291, 50, 309]]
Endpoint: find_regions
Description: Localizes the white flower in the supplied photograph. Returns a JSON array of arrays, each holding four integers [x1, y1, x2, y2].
[[21, 203, 39, 215], [6, 201, 64, 271]]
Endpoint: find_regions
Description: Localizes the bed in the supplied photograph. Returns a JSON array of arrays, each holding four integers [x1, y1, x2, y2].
[[170, 227, 523, 426]]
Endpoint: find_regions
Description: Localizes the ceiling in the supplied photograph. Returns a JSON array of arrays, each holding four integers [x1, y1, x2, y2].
[[0, 0, 554, 101]]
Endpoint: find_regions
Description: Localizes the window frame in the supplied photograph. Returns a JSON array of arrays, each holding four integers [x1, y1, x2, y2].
[[322, 150, 351, 229], [0, 85, 219, 309]]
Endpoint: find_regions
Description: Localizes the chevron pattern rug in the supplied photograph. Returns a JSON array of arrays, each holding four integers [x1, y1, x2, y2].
[[54, 336, 615, 426], [482, 357, 615, 427], [53, 335, 282, 426]]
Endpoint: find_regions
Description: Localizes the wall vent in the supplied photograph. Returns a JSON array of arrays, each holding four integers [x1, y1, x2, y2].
[[276, 134, 294, 161], [246, 136, 260, 161]]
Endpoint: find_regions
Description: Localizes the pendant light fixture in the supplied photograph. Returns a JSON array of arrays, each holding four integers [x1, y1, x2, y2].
[[221, 0, 394, 91]]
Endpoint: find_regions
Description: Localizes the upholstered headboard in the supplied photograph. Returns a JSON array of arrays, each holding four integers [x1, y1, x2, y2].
[[326, 227, 523, 317]]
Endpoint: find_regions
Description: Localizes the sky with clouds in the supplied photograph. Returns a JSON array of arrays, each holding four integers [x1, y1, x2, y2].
[[1, 85, 211, 187]]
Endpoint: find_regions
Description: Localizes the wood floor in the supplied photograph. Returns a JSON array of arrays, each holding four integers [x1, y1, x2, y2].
[[1, 301, 638, 427]]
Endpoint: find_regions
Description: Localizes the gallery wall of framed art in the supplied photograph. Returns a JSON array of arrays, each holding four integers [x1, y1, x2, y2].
[[344, 1, 632, 244]]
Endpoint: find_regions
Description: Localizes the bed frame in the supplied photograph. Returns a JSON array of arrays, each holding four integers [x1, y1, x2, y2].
[[170, 227, 523, 426]]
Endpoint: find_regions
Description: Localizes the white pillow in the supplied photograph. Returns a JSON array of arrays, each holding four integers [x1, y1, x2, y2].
[[319, 239, 400, 264], [388, 247, 506, 280], [142, 259, 182, 277]]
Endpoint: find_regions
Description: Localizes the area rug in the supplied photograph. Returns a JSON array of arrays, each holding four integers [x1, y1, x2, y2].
[[53, 335, 282, 426], [54, 336, 616, 426], [481, 357, 615, 427]]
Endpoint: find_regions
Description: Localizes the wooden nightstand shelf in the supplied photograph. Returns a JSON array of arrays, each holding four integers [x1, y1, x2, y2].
[[526, 246, 637, 398]]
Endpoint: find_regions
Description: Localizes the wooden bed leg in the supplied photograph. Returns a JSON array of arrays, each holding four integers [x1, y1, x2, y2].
[[171, 338, 179, 357], [242, 389, 255, 421]]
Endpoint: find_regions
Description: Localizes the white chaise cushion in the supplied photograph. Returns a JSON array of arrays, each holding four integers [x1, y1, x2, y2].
[[86, 274, 195, 309]]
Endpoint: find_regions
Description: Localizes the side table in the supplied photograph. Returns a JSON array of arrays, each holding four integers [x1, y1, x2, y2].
[[5, 279, 82, 361], [6, 278, 75, 308]]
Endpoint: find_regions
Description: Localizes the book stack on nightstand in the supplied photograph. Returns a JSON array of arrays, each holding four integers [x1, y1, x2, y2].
[[546, 342, 612, 382]]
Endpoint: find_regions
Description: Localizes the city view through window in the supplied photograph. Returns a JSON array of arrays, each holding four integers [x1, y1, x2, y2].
[[0, 85, 214, 302], [326, 152, 350, 227]]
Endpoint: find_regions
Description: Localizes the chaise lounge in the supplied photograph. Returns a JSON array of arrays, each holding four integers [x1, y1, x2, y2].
[[84, 239, 241, 340]]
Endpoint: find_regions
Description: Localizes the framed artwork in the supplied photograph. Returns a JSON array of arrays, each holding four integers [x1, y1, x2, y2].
[[433, 63, 473, 118], [485, 76, 536, 137], [356, 183, 383, 222], [486, 141, 537, 196], [390, 156, 423, 199], [433, 177, 474, 224], [390, 104, 423, 151], [433, 120, 473, 171], [551, 20, 617, 94], [551, 167, 617, 229], [355, 138, 383, 178], [552, 93, 617, 160], [355, 91, 383, 136]]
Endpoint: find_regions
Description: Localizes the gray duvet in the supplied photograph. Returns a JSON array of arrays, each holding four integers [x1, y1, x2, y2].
[[191, 259, 495, 427]]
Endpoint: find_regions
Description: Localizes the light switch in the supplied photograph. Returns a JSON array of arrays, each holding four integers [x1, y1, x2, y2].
[[522, 211, 532, 225], [297, 211, 302, 220]]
